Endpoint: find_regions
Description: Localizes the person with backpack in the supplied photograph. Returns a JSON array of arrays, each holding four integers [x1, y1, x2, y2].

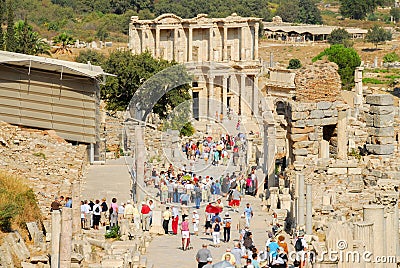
[[212, 218, 221, 247], [92, 199, 101, 230], [223, 213, 232, 242], [294, 232, 307, 268]]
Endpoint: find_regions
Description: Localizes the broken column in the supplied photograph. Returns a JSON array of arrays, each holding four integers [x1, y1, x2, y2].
[[72, 181, 81, 235], [297, 174, 305, 228], [263, 109, 276, 187], [363, 204, 385, 268], [305, 183, 312, 235], [51, 210, 61, 268], [60, 208, 72, 268], [149, 211, 164, 235], [135, 125, 145, 203], [354, 67, 364, 119], [365, 94, 394, 155], [337, 110, 347, 159]]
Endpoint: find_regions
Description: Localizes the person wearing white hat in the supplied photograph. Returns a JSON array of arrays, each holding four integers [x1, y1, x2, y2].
[[203, 257, 213, 268], [192, 210, 200, 235]]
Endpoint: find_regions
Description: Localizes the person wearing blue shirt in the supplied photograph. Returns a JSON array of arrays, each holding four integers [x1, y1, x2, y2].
[[267, 238, 280, 259], [244, 203, 253, 226], [65, 197, 72, 208]]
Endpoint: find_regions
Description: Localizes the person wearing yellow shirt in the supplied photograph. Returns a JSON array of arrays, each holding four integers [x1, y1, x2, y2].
[[162, 207, 172, 234]]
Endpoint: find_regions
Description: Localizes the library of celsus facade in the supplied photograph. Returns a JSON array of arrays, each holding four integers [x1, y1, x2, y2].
[[129, 13, 262, 121]]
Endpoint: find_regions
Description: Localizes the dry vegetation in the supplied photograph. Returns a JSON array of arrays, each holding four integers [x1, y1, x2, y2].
[[0, 171, 42, 240]]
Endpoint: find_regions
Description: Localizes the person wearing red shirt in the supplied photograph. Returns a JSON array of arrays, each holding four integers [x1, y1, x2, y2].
[[141, 202, 151, 231]]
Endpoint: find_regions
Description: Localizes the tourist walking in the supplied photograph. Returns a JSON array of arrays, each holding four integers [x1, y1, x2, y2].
[[192, 210, 200, 235], [141, 201, 151, 231], [181, 217, 190, 251], [196, 244, 212, 268], [118, 202, 125, 223], [223, 212, 232, 242], [109, 198, 118, 227], [162, 207, 172, 234], [244, 203, 253, 227], [172, 205, 179, 235], [100, 198, 108, 226], [212, 218, 221, 247], [92, 200, 101, 230]]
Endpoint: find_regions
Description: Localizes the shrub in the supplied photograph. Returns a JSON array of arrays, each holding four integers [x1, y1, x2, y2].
[[105, 225, 120, 239], [0, 172, 41, 232], [287, 58, 302, 69]]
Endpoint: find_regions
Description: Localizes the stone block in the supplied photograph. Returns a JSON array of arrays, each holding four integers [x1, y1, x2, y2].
[[291, 126, 315, 134], [317, 101, 332, 110], [308, 132, 320, 141], [371, 136, 394, 145], [320, 117, 337, 125], [291, 111, 309, 120], [370, 105, 394, 115], [291, 134, 308, 142], [293, 148, 308, 155], [327, 168, 347, 175], [293, 141, 314, 149], [365, 114, 373, 127], [373, 114, 394, 128], [323, 109, 338, 117], [305, 119, 315, 126], [310, 110, 325, 119], [101, 259, 124, 268], [366, 94, 393, 106], [366, 144, 394, 155], [291, 120, 306, 128], [348, 168, 362, 175], [293, 161, 305, 171]]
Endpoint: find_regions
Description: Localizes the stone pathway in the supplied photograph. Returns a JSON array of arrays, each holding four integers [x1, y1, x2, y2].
[[146, 195, 274, 267], [81, 156, 133, 203]]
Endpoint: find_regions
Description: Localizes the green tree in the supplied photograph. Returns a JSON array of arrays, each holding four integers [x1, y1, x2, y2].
[[101, 50, 192, 120], [313, 45, 361, 90], [52, 32, 75, 54], [5, 0, 16, 52], [327, 28, 352, 47], [14, 19, 51, 55], [275, 0, 321, 24], [339, 0, 385, 20], [287, 58, 302, 69], [365, 25, 392, 49], [75, 49, 106, 66], [298, 0, 322, 24], [383, 52, 400, 67], [390, 7, 400, 23], [275, 0, 299, 23]]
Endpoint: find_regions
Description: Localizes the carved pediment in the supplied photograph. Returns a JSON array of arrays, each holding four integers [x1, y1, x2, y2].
[[154, 13, 182, 24]]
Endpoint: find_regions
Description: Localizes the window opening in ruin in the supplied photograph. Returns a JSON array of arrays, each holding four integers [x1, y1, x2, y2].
[[323, 124, 338, 157], [192, 81, 198, 87], [323, 125, 336, 141], [276, 101, 285, 115], [227, 96, 231, 109]]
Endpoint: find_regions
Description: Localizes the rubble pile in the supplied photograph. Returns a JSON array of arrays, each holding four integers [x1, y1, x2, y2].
[[0, 121, 87, 219]]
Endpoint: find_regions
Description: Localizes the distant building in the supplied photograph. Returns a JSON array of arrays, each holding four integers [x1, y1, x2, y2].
[[129, 13, 263, 121], [263, 23, 368, 42], [0, 51, 108, 162]]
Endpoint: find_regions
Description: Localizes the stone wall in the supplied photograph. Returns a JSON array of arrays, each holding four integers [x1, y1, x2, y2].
[[288, 100, 348, 166], [0, 121, 88, 220], [295, 61, 343, 103]]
